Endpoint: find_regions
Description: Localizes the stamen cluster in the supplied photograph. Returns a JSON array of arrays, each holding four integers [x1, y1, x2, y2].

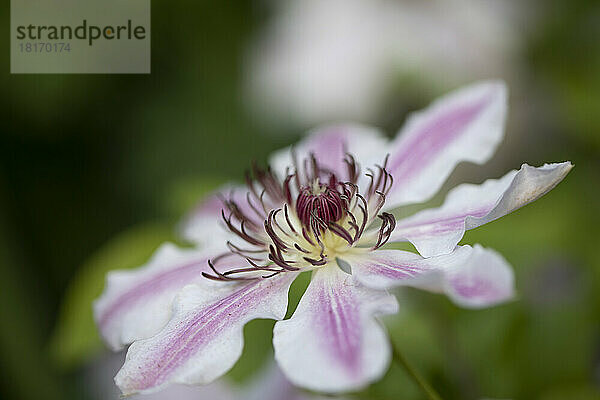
[[296, 179, 346, 228], [203, 153, 396, 281]]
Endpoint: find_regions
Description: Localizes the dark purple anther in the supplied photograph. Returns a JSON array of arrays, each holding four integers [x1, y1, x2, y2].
[[296, 181, 347, 228]]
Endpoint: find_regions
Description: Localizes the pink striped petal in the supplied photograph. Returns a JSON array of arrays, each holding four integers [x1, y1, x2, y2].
[[94, 244, 220, 350], [389, 162, 573, 257], [270, 124, 387, 182], [384, 81, 507, 208], [115, 273, 298, 395], [347, 247, 472, 290], [349, 245, 514, 308], [443, 246, 514, 308], [273, 267, 398, 393]]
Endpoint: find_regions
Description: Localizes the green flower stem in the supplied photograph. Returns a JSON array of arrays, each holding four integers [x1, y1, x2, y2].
[[391, 340, 443, 400]]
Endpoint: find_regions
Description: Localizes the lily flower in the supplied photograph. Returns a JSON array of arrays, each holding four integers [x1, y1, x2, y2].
[[94, 81, 572, 395]]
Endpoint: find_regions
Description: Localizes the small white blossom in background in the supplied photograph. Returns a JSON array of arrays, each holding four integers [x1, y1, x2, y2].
[[245, 0, 531, 128]]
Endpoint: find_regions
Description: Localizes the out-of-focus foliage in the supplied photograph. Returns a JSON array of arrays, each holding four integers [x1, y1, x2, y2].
[[49, 176, 222, 369], [528, 0, 600, 150], [1, 0, 599, 399], [48, 223, 174, 370]]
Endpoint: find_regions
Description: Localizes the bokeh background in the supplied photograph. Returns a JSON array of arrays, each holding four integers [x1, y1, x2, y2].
[[1, 0, 599, 399]]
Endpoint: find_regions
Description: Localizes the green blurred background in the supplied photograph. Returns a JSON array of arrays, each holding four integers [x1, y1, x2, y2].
[[1, 0, 599, 399]]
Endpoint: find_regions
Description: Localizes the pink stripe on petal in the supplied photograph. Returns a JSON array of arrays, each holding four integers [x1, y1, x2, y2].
[[349, 245, 515, 309], [451, 279, 498, 299], [444, 245, 514, 308], [394, 208, 490, 232], [126, 283, 257, 389], [388, 93, 490, 182], [115, 273, 297, 395], [317, 279, 362, 375], [364, 263, 424, 281], [94, 244, 218, 350], [348, 248, 472, 290], [98, 260, 206, 329], [273, 267, 397, 393], [384, 81, 507, 208]]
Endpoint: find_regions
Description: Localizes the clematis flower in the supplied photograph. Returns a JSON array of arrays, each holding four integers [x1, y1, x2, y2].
[[94, 81, 572, 395]]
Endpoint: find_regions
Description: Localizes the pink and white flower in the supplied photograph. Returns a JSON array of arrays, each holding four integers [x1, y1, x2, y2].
[[94, 81, 572, 395]]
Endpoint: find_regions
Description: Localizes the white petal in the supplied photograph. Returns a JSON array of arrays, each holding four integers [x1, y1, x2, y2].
[[443, 245, 514, 308], [94, 243, 220, 350], [269, 124, 388, 182], [389, 162, 573, 257], [349, 245, 515, 308], [273, 266, 398, 393], [115, 273, 298, 395], [384, 81, 507, 208], [347, 247, 472, 291]]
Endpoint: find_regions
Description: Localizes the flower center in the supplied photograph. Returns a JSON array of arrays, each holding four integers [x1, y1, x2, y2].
[[203, 153, 397, 282], [296, 179, 346, 229]]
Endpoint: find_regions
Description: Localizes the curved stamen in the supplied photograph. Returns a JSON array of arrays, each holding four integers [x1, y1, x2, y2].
[[328, 221, 354, 245], [268, 245, 300, 271], [302, 226, 316, 246], [344, 153, 360, 184], [222, 266, 279, 276], [303, 256, 327, 266], [271, 209, 295, 239], [221, 210, 265, 247], [226, 241, 264, 254], [283, 204, 298, 234], [202, 259, 257, 281], [294, 243, 311, 253], [373, 212, 396, 249], [246, 192, 267, 220], [265, 211, 289, 251]]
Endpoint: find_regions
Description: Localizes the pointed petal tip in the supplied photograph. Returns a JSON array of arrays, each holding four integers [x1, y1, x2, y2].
[[443, 79, 508, 107], [482, 79, 508, 95], [471, 78, 507, 95], [517, 161, 573, 197], [526, 160, 573, 170], [549, 161, 574, 177], [389, 160, 574, 257], [384, 79, 509, 208], [541, 161, 574, 174]]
